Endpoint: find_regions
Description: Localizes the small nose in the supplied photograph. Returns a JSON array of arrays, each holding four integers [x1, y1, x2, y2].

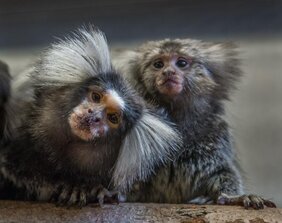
[[89, 110, 103, 124], [93, 117, 101, 123], [162, 67, 176, 76]]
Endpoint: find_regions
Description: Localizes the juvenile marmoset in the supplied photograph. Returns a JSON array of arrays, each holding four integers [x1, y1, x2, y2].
[[0, 28, 180, 206], [0, 61, 10, 140], [113, 39, 276, 209]]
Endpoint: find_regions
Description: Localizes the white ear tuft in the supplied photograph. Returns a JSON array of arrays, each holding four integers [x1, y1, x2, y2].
[[112, 110, 181, 191], [33, 26, 112, 87]]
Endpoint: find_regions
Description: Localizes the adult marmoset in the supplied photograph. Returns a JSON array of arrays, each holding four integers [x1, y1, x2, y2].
[[113, 39, 276, 209], [0, 28, 180, 206]]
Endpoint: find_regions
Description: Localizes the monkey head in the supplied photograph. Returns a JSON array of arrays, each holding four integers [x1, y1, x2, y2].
[[68, 73, 141, 142], [150, 54, 190, 96], [129, 39, 241, 106]]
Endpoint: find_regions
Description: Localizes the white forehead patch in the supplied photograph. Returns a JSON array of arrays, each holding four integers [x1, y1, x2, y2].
[[107, 89, 125, 110], [72, 99, 89, 116]]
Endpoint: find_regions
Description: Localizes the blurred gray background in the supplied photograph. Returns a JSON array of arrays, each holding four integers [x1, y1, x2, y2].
[[0, 0, 282, 206]]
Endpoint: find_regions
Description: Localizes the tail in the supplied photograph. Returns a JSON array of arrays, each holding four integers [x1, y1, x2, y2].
[[113, 110, 181, 192]]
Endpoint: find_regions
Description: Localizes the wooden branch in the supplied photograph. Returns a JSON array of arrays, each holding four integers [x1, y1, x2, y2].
[[0, 201, 281, 223]]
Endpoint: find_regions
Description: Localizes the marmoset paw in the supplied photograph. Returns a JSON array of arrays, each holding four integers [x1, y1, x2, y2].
[[50, 185, 87, 208], [96, 186, 120, 207], [217, 193, 276, 209]]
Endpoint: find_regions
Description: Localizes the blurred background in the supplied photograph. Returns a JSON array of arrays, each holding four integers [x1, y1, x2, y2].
[[0, 0, 282, 206]]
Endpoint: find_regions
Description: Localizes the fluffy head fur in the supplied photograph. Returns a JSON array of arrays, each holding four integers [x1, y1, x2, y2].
[[113, 39, 242, 114], [33, 27, 112, 87]]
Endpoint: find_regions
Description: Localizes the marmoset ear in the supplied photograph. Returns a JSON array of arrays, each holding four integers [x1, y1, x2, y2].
[[31, 27, 112, 88], [193, 42, 242, 99], [112, 49, 142, 75]]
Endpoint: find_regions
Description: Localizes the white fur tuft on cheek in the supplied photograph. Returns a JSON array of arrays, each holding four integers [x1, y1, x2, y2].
[[112, 110, 182, 192]]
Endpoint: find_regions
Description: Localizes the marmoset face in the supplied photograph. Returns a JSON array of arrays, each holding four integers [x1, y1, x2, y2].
[[68, 84, 125, 141], [140, 41, 217, 100], [150, 54, 190, 96]]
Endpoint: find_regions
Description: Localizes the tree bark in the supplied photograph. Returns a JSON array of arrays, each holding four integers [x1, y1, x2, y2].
[[0, 201, 281, 223]]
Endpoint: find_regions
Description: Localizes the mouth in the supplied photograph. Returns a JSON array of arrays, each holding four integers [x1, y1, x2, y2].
[[158, 78, 182, 89], [157, 78, 183, 96], [89, 124, 108, 138], [158, 77, 180, 86], [164, 79, 181, 86]]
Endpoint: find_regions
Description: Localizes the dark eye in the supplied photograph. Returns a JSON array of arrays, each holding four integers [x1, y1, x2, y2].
[[92, 92, 101, 103], [108, 113, 119, 124], [176, 58, 188, 68], [153, 60, 164, 69]]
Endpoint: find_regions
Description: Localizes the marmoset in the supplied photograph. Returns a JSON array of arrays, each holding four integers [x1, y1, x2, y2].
[[0, 28, 180, 206], [113, 39, 276, 209]]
